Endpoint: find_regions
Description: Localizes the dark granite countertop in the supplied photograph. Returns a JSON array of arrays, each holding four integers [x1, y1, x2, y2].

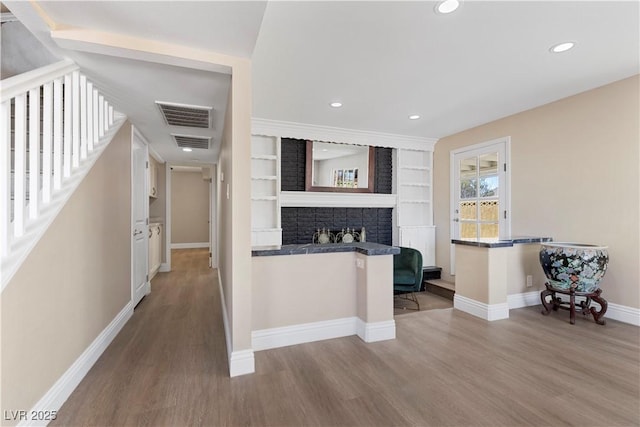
[[451, 236, 553, 248], [252, 242, 401, 257]]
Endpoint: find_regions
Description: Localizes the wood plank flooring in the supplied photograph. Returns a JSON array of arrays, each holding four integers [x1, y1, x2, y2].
[[53, 248, 640, 426]]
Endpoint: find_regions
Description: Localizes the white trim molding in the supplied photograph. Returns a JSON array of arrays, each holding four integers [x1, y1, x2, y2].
[[252, 317, 396, 351], [606, 303, 640, 327], [217, 270, 255, 377], [356, 319, 396, 342], [171, 242, 210, 249], [252, 118, 438, 151], [252, 317, 357, 351], [507, 291, 541, 309], [454, 294, 510, 321], [280, 191, 397, 208], [229, 350, 255, 378], [20, 302, 133, 427]]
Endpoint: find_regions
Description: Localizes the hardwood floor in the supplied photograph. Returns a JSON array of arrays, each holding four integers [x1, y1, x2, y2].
[[53, 248, 640, 426]]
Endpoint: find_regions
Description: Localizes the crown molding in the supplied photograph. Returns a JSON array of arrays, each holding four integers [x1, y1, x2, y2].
[[252, 118, 438, 151]]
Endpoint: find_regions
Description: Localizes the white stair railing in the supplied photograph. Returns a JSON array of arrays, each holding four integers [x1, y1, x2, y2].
[[1, 59, 125, 290]]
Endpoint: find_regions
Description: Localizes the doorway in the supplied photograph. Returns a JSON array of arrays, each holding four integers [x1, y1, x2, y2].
[[450, 137, 511, 274]]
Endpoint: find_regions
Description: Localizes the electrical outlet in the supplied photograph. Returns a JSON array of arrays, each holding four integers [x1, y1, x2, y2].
[[526, 275, 533, 287]]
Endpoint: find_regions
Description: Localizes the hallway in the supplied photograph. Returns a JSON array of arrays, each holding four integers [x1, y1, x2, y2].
[[53, 249, 640, 426]]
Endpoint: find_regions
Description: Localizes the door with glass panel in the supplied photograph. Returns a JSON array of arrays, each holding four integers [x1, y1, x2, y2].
[[451, 139, 509, 273]]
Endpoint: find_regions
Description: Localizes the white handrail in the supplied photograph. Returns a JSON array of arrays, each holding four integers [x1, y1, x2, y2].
[[0, 59, 78, 103]]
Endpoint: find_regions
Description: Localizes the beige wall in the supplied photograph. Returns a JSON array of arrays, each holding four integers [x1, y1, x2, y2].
[[252, 252, 394, 331], [434, 75, 640, 308], [171, 170, 209, 244], [252, 253, 357, 329], [1, 123, 132, 420], [218, 59, 253, 357]]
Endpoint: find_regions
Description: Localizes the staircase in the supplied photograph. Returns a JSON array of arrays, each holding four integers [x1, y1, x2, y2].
[[422, 266, 456, 301], [1, 60, 126, 290]]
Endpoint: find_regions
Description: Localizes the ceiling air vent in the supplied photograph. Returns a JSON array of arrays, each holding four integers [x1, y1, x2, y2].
[[172, 134, 211, 150], [156, 101, 212, 128]]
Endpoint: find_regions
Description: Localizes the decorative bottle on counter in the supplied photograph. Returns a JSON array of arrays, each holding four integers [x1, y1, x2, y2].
[[360, 227, 366, 242]]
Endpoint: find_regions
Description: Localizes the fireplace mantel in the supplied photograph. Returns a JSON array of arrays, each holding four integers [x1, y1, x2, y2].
[[280, 191, 397, 208]]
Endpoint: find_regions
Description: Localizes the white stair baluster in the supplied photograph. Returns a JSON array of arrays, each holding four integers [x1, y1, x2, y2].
[[72, 70, 80, 168], [28, 88, 40, 219], [87, 82, 94, 152], [13, 93, 26, 237], [0, 101, 11, 256], [53, 78, 63, 190], [93, 89, 99, 144], [98, 95, 105, 138], [63, 74, 72, 178], [108, 105, 114, 127], [80, 75, 88, 160], [42, 82, 53, 203]]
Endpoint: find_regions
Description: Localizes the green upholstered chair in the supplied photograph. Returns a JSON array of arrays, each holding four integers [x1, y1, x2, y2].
[[393, 247, 423, 310]]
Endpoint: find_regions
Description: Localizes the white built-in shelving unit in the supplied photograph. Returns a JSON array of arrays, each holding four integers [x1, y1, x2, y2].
[[251, 135, 282, 246], [396, 149, 436, 266]]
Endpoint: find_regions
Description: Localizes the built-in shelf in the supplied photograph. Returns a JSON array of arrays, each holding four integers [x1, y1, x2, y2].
[[402, 199, 430, 204], [399, 165, 431, 171], [251, 135, 281, 247], [280, 191, 397, 208], [401, 182, 431, 187]]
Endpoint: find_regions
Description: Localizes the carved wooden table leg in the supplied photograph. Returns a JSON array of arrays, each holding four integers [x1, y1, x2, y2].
[[569, 288, 576, 325], [540, 284, 554, 315], [590, 288, 608, 325]]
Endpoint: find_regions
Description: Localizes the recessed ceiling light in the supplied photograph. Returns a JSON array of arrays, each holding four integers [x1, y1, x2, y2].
[[330, 102, 343, 108], [409, 114, 421, 120], [182, 147, 193, 152], [550, 41, 576, 53], [435, 0, 460, 14]]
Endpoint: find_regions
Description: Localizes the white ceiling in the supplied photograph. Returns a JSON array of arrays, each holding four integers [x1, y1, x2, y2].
[[252, 1, 639, 138], [4, 1, 639, 163]]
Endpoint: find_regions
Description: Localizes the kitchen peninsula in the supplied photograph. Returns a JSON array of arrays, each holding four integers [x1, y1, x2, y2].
[[251, 242, 399, 351]]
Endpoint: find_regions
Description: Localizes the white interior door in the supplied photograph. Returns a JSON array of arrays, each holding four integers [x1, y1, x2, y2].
[[450, 138, 510, 274], [132, 130, 149, 307]]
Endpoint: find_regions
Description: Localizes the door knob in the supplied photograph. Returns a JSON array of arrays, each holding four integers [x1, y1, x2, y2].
[[453, 218, 459, 222]]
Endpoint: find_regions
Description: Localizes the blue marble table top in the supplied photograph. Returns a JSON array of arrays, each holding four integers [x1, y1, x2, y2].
[[451, 236, 553, 248], [252, 242, 401, 257]]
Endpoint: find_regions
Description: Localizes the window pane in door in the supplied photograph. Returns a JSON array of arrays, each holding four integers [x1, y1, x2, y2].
[[478, 153, 499, 197], [461, 222, 477, 239], [459, 157, 477, 199], [459, 201, 477, 220], [480, 223, 499, 238], [480, 200, 499, 222]]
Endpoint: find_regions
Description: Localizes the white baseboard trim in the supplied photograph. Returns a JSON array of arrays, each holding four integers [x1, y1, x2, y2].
[[171, 242, 209, 249], [252, 317, 358, 351], [158, 262, 170, 273], [454, 294, 509, 321], [508, 291, 640, 327], [217, 270, 255, 377], [508, 291, 541, 309], [356, 319, 396, 342], [20, 301, 133, 427], [252, 316, 396, 351], [229, 349, 256, 377], [604, 302, 640, 326]]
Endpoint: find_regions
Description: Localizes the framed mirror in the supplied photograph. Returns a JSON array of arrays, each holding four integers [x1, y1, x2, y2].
[[305, 140, 375, 193]]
